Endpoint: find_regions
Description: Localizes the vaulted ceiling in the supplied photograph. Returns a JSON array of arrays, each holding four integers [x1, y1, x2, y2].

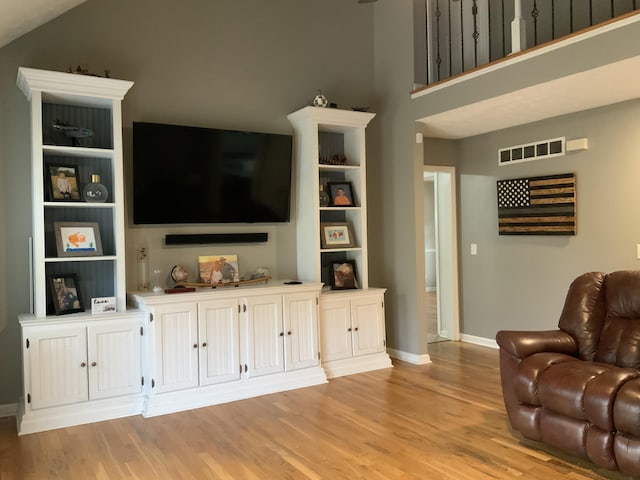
[[0, 0, 86, 49]]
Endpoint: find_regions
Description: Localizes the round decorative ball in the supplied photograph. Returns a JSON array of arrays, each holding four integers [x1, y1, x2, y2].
[[313, 92, 328, 108], [171, 265, 188, 283]]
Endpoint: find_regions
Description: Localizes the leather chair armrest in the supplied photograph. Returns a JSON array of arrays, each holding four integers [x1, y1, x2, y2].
[[496, 330, 577, 359]]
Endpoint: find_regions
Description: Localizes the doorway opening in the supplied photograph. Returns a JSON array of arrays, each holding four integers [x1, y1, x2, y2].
[[423, 166, 459, 343]]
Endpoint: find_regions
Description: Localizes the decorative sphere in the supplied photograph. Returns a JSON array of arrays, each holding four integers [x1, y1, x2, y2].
[[313, 93, 328, 108], [171, 265, 188, 283]]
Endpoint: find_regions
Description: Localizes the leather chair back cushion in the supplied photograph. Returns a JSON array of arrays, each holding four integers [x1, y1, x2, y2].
[[558, 272, 606, 360], [594, 271, 640, 367]]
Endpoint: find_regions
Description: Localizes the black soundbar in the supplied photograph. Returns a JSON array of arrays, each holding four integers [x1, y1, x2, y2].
[[165, 233, 268, 245]]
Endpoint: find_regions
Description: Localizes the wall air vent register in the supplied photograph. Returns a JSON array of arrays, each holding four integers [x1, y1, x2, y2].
[[499, 137, 565, 166]]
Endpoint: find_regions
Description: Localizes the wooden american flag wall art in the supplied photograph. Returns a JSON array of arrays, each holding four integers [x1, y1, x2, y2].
[[497, 173, 576, 235]]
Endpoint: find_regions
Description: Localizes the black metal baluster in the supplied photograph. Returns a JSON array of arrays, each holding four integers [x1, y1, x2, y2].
[[551, 0, 556, 39], [460, 0, 465, 72], [472, 0, 479, 67], [436, 0, 442, 81], [501, 0, 506, 58], [610, 0, 614, 18], [589, 0, 593, 26], [532, 0, 539, 45], [570, 0, 574, 32], [447, 0, 452, 78]]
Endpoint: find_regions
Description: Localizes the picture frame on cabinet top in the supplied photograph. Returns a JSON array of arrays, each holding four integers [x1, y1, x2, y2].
[[45, 163, 81, 202], [320, 222, 355, 249], [54, 222, 103, 257], [47, 273, 85, 315], [329, 260, 358, 290]]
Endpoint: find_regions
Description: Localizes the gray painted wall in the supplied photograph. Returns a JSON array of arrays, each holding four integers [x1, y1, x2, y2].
[[0, 0, 376, 405], [458, 99, 640, 338]]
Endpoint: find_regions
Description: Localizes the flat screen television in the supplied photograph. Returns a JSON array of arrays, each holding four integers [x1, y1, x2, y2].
[[132, 122, 293, 224]]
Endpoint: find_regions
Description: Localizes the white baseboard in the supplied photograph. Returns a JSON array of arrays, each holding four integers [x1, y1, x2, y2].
[[460, 334, 498, 349], [0, 403, 17, 418], [387, 348, 432, 365]]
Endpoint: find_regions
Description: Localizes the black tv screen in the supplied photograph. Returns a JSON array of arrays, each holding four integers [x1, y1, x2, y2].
[[132, 122, 293, 224]]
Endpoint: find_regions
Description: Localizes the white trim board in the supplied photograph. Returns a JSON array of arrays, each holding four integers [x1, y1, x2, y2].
[[387, 348, 432, 365], [460, 334, 499, 349]]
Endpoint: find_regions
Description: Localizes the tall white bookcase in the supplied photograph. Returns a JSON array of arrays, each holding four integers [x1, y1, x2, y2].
[[17, 67, 133, 316], [288, 107, 392, 378], [16, 68, 143, 435]]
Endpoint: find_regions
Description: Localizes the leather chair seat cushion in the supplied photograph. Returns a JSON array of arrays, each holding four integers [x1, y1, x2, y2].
[[613, 378, 640, 436], [516, 355, 637, 429]]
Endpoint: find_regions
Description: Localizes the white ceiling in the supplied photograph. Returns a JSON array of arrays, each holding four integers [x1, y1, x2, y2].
[[0, 0, 86, 49]]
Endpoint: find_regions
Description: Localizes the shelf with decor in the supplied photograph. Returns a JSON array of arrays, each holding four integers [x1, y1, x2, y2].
[[288, 106, 392, 378], [17, 67, 133, 317]]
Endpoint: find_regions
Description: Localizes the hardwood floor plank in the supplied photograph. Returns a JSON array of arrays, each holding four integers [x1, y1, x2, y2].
[[1, 341, 633, 479]]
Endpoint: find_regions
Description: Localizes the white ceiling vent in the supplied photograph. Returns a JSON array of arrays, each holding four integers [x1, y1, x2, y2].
[[498, 137, 565, 166]]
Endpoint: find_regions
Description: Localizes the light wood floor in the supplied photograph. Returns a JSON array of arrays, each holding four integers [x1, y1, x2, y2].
[[0, 342, 631, 479]]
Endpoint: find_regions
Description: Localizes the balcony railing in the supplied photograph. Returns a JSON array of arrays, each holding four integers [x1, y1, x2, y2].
[[418, 0, 639, 86]]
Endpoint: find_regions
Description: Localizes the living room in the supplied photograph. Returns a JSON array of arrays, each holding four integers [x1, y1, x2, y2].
[[1, 0, 640, 476]]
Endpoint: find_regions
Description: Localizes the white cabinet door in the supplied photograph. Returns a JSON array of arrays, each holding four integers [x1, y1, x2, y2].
[[283, 291, 319, 371], [351, 294, 386, 357], [87, 318, 142, 400], [319, 297, 353, 362], [244, 294, 284, 377], [27, 325, 88, 409], [152, 302, 199, 393], [198, 299, 241, 386]]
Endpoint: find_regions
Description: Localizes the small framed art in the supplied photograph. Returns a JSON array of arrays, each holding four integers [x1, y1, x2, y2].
[[328, 182, 355, 207], [46, 163, 81, 201], [329, 261, 358, 290], [320, 222, 355, 249], [54, 222, 103, 257], [47, 273, 84, 315]]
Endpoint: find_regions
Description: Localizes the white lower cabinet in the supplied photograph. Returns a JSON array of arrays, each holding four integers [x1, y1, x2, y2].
[[199, 298, 241, 386], [18, 313, 144, 435], [133, 283, 327, 417], [319, 289, 392, 378]]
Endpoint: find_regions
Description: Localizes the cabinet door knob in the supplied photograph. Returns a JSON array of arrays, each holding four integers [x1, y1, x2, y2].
[[354, 327, 359, 331], [202, 342, 207, 347], [348, 328, 352, 332], [193, 343, 198, 349], [91, 362, 97, 367], [287, 331, 292, 336], [80, 362, 86, 368], [279, 332, 284, 337]]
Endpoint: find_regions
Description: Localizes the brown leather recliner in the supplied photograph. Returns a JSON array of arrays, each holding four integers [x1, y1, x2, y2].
[[496, 270, 640, 476]]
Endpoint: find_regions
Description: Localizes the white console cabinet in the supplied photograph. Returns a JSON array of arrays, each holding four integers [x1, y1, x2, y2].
[[319, 289, 390, 378], [131, 282, 326, 417], [18, 313, 143, 434]]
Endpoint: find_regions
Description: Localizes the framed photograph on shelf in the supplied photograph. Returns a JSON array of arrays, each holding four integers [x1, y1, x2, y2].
[[198, 254, 240, 285], [328, 182, 355, 207], [45, 163, 81, 201], [329, 260, 359, 290], [54, 222, 103, 257], [47, 273, 84, 315], [320, 222, 355, 249]]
